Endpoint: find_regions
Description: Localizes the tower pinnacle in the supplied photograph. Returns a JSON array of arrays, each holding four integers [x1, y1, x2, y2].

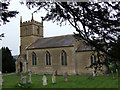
[[20, 16, 22, 23], [31, 13, 34, 21], [41, 17, 43, 24]]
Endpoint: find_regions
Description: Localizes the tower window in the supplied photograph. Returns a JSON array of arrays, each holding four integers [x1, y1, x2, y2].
[[61, 50, 67, 66], [25, 28, 28, 35], [37, 26, 40, 35]]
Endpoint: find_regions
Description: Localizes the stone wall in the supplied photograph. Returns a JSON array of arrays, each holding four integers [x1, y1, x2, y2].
[[20, 36, 40, 58], [27, 47, 76, 75], [75, 51, 94, 75], [15, 56, 27, 73]]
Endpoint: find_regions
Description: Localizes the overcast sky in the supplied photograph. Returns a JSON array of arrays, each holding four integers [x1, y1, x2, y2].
[[0, 0, 76, 55]]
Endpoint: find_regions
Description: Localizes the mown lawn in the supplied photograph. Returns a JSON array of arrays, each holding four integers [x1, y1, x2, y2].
[[2, 73, 118, 88]]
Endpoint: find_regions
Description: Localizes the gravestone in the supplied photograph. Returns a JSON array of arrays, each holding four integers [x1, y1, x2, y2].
[[93, 71, 96, 77], [52, 72, 56, 84], [105, 73, 110, 77], [116, 69, 119, 78], [21, 76, 27, 84], [55, 70, 57, 76], [111, 70, 115, 79], [20, 72, 23, 81], [64, 72, 68, 82], [28, 71, 32, 84], [88, 75, 94, 80], [0, 73, 2, 86], [42, 75, 47, 86]]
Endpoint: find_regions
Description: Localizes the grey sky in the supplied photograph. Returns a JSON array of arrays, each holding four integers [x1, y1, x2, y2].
[[0, 0, 76, 55]]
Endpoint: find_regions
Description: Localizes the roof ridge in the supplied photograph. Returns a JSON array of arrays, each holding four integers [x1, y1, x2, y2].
[[43, 34, 74, 39]]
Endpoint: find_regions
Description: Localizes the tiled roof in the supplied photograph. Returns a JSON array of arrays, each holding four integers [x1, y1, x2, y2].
[[27, 35, 75, 50], [27, 34, 95, 51], [76, 42, 95, 52]]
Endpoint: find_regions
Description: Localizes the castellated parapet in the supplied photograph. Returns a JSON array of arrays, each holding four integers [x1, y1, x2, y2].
[[21, 20, 42, 26]]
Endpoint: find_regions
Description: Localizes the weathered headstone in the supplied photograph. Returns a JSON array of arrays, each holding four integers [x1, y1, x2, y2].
[[106, 73, 110, 77], [111, 70, 115, 79], [116, 69, 119, 78], [55, 70, 57, 76], [42, 75, 47, 86], [93, 71, 96, 77], [21, 76, 27, 84], [64, 72, 68, 82], [20, 72, 23, 81], [28, 71, 32, 84], [0, 72, 3, 86], [52, 73, 56, 84], [88, 74, 94, 80]]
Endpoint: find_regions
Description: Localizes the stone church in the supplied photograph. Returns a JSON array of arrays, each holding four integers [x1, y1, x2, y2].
[[15, 14, 106, 75]]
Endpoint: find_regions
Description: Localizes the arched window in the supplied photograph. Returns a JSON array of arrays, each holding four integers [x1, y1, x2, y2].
[[91, 56, 93, 64], [61, 51, 67, 66], [90, 55, 97, 65], [46, 51, 51, 65], [94, 56, 96, 63], [32, 52, 37, 65]]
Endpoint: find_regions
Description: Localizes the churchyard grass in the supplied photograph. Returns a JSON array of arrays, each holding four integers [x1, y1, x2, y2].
[[2, 73, 118, 88]]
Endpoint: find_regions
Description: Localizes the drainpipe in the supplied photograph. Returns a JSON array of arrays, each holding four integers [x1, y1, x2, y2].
[[26, 50, 28, 73]]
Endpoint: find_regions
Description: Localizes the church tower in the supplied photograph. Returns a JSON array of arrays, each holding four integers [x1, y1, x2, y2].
[[20, 14, 43, 59]]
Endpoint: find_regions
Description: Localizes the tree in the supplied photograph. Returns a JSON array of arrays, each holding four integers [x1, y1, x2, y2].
[[25, 1, 120, 72], [2, 47, 15, 73], [110, 36, 120, 60], [0, 1, 18, 25], [0, 1, 18, 40], [108, 36, 120, 70]]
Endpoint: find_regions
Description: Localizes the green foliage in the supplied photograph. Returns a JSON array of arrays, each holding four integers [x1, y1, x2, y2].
[[109, 63, 116, 72], [110, 37, 120, 60], [0, 2, 19, 26], [2, 47, 15, 73]]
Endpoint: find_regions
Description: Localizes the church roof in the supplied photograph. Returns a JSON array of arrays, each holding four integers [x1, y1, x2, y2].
[[76, 43, 95, 52], [27, 35, 75, 50]]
